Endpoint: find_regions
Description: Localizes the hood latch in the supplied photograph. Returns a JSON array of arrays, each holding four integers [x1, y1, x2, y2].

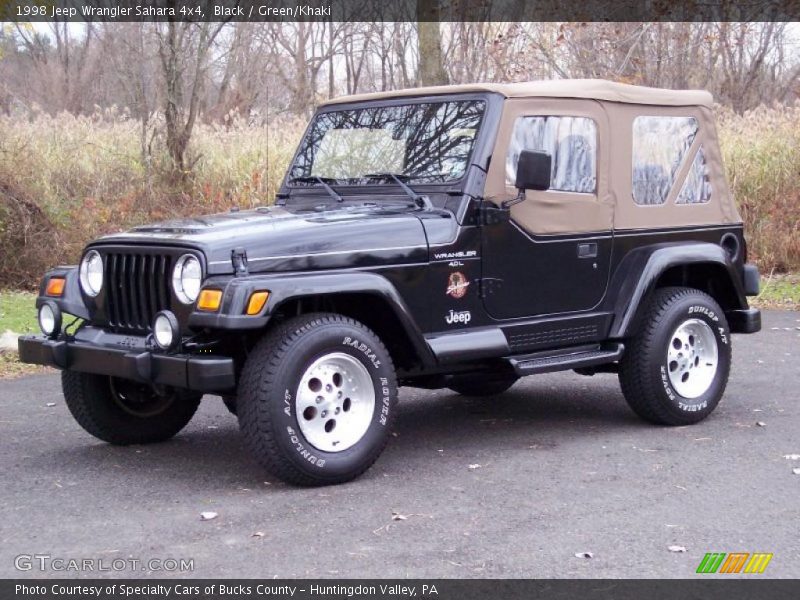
[[231, 247, 249, 276]]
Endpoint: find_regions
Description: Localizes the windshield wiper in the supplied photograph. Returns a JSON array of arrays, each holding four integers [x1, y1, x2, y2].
[[288, 176, 343, 202], [363, 173, 430, 208]]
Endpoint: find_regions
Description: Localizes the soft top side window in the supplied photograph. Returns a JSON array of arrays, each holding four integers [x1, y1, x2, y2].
[[676, 147, 712, 204], [632, 116, 698, 205], [506, 116, 597, 194]]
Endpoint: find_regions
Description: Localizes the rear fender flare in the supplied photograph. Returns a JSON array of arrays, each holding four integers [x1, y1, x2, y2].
[[606, 243, 747, 339]]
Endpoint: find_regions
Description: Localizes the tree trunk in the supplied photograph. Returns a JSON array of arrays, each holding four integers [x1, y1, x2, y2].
[[416, 0, 448, 86]]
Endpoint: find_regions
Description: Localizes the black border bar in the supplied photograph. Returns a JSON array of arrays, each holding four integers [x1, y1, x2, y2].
[[4, 579, 800, 600], [4, 0, 800, 22]]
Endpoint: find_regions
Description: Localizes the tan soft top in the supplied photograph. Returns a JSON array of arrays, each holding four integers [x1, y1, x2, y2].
[[320, 79, 714, 108]]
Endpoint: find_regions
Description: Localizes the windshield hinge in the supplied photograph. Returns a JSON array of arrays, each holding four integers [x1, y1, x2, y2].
[[478, 204, 510, 226], [231, 247, 249, 276]]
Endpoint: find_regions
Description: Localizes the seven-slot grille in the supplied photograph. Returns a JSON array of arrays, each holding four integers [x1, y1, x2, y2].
[[103, 251, 173, 332]]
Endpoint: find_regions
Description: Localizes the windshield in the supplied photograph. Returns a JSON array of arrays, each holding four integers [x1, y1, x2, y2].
[[288, 99, 486, 185]]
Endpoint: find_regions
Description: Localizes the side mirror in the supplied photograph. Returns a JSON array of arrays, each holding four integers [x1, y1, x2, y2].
[[515, 150, 551, 192]]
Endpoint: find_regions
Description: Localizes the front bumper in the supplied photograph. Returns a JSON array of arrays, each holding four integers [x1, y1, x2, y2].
[[18, 335, 236, 392]]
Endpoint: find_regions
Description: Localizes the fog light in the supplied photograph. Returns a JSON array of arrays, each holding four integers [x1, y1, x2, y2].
[[152, 311, 180, 351], [38, 301, 62, 338]]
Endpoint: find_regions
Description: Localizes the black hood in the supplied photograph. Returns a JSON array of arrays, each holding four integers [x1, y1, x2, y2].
[[91, 204, 433, 275]]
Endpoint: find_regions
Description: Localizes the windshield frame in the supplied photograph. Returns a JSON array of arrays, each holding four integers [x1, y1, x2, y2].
[[281, 92, 501, 196]]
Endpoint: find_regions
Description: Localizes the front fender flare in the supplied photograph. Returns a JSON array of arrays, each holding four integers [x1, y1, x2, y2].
[[189, 271, 435, 365], [35, 266, 90, 320]]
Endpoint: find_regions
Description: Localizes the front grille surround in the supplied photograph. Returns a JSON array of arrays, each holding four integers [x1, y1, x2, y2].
[[85, 246, 203, 334]]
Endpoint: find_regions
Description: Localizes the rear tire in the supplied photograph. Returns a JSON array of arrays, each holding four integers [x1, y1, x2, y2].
[[61, 372, 201, 445], [619, 287, 731, 425], [237, 313, 397, 486]]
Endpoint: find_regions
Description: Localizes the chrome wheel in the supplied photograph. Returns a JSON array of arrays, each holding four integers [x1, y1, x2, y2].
[[666, 318, 718, 399], [296, 352, 375, 453]]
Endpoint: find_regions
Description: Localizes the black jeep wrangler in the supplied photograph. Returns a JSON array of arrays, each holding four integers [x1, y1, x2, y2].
[[20, 80, 761, 485]]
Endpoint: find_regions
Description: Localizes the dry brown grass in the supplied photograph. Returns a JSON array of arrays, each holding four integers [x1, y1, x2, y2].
[[0, 105, 798, 289]]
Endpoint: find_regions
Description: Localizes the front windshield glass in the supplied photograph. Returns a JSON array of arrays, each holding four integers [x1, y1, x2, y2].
[[288, 99, 486, 185]]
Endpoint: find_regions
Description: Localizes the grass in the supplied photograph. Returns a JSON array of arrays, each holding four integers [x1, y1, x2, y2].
[[751, 273, 800, 310], [0, 290, 38, 333], [0, 290, 46, 378]]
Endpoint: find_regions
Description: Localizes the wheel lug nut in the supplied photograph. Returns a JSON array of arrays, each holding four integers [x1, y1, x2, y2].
[[316, 396, 323, 404], [326, 384, 333, 392], [321, 410, 327, 418], [335, 407, 340, 414], [337, 391, 343, 398]]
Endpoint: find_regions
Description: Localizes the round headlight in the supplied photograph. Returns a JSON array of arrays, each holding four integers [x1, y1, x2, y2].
[[172, 254, 202, 304], [152, 311, 179, 351], [79, 250, 104, 297], [38, 301, 62, 338]]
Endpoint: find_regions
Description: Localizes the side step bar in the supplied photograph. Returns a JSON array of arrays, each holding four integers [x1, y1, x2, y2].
[[508, 343, 625, 376]]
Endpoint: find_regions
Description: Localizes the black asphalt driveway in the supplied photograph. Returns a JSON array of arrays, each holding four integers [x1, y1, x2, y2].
[[1, 310, 798, 578]]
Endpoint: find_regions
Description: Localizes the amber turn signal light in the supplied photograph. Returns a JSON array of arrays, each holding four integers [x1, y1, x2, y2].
[[46, 277, 66, 297], [197, 289, 223, 312], [246, 291, 270, 315]]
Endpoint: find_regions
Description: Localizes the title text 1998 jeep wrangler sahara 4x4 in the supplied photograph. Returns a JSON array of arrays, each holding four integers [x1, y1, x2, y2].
[[20, 80, 761, 486]]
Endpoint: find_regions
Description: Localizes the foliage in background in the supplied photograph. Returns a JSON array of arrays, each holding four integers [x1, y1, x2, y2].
[[718, 106, 800, 273], [0, 105, 799, 289], [0, 108, 303, 288]]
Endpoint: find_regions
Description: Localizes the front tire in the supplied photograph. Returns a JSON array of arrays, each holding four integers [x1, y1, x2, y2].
[[619, 287, 731, 425], [238, 313, 397, 486], [61, 372, 201, 444]]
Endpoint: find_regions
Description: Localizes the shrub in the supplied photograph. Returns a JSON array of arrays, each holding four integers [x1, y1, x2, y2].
[[0, 105, 798, 289]]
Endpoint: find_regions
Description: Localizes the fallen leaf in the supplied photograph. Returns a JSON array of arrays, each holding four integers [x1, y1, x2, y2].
[[574, 552, 594, 559], [200, 511, 218, 521], [46, 403, 56, 407], [252, 531, 265, 538], [391, 512, 409, 521], [756, 421, 767, 427], [468, 464, 482, 470], [668, 545, 687, 553]]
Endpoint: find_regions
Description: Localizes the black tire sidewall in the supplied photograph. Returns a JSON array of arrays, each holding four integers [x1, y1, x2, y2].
[[264, 322, 396, 481], [648, 294, 731, 421], [62, 371, 201, 444]]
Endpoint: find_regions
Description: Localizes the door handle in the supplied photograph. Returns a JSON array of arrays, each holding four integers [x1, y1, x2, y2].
[[577, 243, 598, 258]]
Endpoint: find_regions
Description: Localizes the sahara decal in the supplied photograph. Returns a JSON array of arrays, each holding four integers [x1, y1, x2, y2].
[[445, 310, 472, 325], [446, 272, 470, 299]]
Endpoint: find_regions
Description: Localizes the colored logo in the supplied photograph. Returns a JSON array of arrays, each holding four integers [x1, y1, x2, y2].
[[696, 552, 773, 574], [447, 272, 470, 299]]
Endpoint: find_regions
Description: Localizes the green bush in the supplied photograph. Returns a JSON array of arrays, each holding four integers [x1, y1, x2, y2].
[[0, 105, 798, 289]]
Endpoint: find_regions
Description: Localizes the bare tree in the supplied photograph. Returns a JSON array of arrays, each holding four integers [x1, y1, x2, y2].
[[417, 0, 448, 86], [156, 20, 225, 173]]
